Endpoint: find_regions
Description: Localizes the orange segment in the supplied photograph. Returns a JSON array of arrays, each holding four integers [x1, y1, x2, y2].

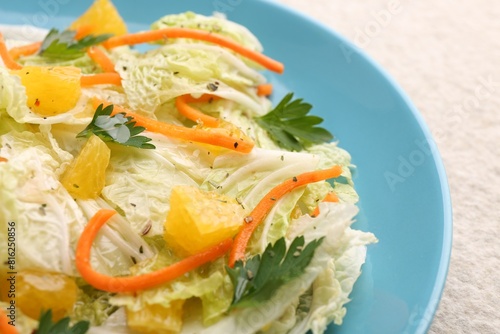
[[61, 134, 111, 199], [69, 0, 127, 37], [14, 66, 81, 116], [164, 186, 246, 256], [126, 300, 184, 334], [0, 270, 77, 321]]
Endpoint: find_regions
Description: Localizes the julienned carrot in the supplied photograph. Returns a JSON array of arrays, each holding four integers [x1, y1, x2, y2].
[[0, 157, 7, 162], [76, 209, 233, 293], [103, 28, 284, 74], [8, 41, 42, 60], [74, 24, 94, 40], [228, 165, 343, 267], [81, 72, 122, 87], [92, 98, 254, 153], [256, 83, 273, 96], [87, 46, 116, 73], [176, 94, 220, 127], [0, 33, 22, 70], [0, 308, 18, 334], [311, 192, 339, 217]]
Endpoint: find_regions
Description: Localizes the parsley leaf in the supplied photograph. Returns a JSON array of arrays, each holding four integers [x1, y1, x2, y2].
[[226, 236, 323, 308], [77, 104, 155, 149], [39, 28, 112, 60], [255, 93, 334, 151], [36, 309, 90, 334]]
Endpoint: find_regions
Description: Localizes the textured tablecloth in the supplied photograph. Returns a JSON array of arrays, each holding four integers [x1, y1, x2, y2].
[[277, 0, 500, 333]]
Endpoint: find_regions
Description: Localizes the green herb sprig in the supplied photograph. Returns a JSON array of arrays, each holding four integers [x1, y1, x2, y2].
[[255, 93, 333, 151], [35, 309, 89, 334], [39, 28, 112, 60], [77, 104, 155, 149], [226, 236, 323, 308]]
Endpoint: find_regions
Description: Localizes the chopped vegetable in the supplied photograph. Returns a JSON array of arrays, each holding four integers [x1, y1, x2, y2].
[[229, 165, 343, 267], [103, 28, 284, 73], [60, 134, 111, 199], [8, 41, 42, 60], [311, 191, 339, 217], [175, 94, 220, 127], [164, 185, 246, 255], [75, 209, 233, 292], [0, 33, 22, 69], [0, 308, 18, 334], [255, 93, 334, 151], [35, 309, 90, 334], [14, 66, 82, 116], [92, 98, 254, 153], [227, 236, 323, 308], [77, 104, 155, 149], [39, 28, 112, 61], [256, 83, 273, 96], [80, 72, 122, 86], [86, 46, 116, 73]]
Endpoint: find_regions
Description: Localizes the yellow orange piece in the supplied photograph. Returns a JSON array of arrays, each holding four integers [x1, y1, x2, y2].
[[126, 300, 184, 334], [15, 66, 81, 116], [0, 270, 77, 321], [69, 0, 127, 37], [61, 134, 110, 199], [164, 186, 246, 256]]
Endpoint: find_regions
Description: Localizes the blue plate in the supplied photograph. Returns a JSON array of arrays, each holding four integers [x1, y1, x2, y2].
[[0, 1, 452, 333]]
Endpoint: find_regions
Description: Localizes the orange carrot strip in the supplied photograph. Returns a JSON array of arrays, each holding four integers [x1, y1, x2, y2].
[[76, 209, 233, 292], [92, 98, 254, 153], [87, 46, 116, 73], [0, 157, 7, 162], [0, 33, 22, 70], [81, 72, 122, 87], [257, 83, 273, 96], [181, 94, 221, 104], [228, 165, 343, 267], [74, 24, 94, 40], [0, 308, 18, 334], [311, 192, 339, 217], [103, 28, 284, 74], [8, 41, 42, 60], [176, 94, 220, 127]]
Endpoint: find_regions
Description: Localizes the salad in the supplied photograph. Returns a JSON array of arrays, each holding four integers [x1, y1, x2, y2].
[[0, 0, 377, 333]]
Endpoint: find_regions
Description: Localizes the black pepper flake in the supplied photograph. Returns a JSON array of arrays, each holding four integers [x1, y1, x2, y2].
[[122, 66, 127, 71], [292, 176, 298, 182], [25, 71, 29, 75], [234, 142, 239, 149], [130, 203, 137, 207], [73, 184, 80, 188], [280, 155, 284, 161], [130, 256, 137, 265], [207, 82, 218, 91], [139, 245, 144, 254], [270, 197, 276, 201], [173, 71, 179, 75], [39, 203, 47, 216]]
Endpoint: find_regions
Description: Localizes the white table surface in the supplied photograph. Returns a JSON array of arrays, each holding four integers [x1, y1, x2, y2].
[[277, 0, 500, 333]]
